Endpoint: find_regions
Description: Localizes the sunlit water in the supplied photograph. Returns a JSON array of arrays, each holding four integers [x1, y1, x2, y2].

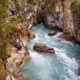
[[20, 24, 80, 80]]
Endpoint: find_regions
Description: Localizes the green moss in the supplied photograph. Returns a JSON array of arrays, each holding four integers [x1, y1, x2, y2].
[[24, 77, 30, 80], [45, 0, 56, 11], [0, 0, 17, 64], [27, 0, 34, 5], [71, 1, 80, 12], [0, 64, 6, 80], [12, 0, 21, 13], [0, 0, 27, 65], [17, 14, 26, 22], [0, 0, 8, 21]]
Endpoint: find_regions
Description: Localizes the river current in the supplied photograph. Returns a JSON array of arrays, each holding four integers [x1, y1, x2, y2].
[[20, 24, 80, 80]]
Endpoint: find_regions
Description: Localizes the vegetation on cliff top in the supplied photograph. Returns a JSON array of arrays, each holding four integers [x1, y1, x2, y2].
[[0, 0, 27, 79], [0, 0, 16, 79], [71, 0, 80, 12]]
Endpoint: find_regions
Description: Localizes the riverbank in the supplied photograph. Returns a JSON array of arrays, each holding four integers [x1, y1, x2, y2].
[[6, 23, 30, 80], [5, 0, 38, 79]]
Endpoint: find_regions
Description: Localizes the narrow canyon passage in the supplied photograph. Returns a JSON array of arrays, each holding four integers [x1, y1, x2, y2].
[[20, 24, 80, 80]]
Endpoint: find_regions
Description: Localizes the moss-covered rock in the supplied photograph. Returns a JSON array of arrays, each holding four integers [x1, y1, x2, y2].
[[0, 64, 6, 80], [71, 1, 80, 12]]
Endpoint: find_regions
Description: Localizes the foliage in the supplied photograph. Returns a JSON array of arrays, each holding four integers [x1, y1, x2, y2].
[[0, 0, 9, 61], [0, 18, 17, 61], [0, 0, 11, 76], [0, 0, 27, 63], [45, 0, 65, 11], [46, 0, 57, 10], [12, 0, 27, 22], [71, 1, 80, 12], [12, 0, 21, 13], [0, 0, 18, 64], [6, 49, 12, 57], [24, 77, 30, 80], [27, 0, 45, 5], [17, 13, 27, 22], [0, 0, 8, 22], [0, 63, 6, 80], [0, 0, 29, 79], [27, 0, 34, 4]]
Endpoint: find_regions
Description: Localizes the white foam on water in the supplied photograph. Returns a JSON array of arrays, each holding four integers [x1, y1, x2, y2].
[[45, 34, 50, 38], [54, 66, 63, 80], [55, 48, 78, 69], [64, 75, 70, 80], [28, 36, 79, 80], [21, 24, 80, 80], [29, 50, 49, 66], [61, 39, 73, 45], [67, 69, 80, 80], [54, 32, 63, 37], [54, 47, 80, 80], [45, 35, 51, 42], [29, 47, 80, 80], [32, 34, 39, 42], [45, 32, 62, 39], [28, 50, 55, 80], [28, 50, 41, 59]]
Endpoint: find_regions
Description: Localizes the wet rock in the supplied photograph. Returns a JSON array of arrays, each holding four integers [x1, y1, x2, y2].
[[44, 12, 60, 28], [33, 43, 55, 54], [30, 33, 36, 39], [45, 47, 55, 54], [59, 33, 75, 41], [14, 42, 22, 50], [48, 31, 57, 36], [33, 43, 47, 52]]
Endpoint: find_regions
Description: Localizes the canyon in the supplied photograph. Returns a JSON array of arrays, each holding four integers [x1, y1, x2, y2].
[[4, 0, 80, 80]]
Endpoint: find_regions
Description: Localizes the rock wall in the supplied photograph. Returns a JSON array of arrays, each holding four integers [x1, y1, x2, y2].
[[72, 11, 80, 42], [6, 23, 30, 80], [41, 0, 80, 42], [6, 0, 37, 80], [71, 0, 80, 42], [55, 0, 74, 35]]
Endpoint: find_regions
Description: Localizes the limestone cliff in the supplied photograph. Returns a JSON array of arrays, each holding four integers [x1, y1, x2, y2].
[[40, 0, 80, 42], [6, 23, 30, 80], [5, 0, 80, 79], [6, 0, 37, 80]]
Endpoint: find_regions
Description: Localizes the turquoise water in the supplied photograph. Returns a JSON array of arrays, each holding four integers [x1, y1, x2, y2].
[[20, 24, 80, 80]]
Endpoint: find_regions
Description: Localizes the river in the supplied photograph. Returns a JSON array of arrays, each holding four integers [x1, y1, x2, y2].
[[20, 24, 80, 80]]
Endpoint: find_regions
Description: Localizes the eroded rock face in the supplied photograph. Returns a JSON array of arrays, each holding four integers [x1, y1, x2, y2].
[[59, 33, 75, 41], [45, 12, 60, 28], [72, 11, 80, 42], [30, 33, 36, 39], [6, 46, 30, 80], [33, 43, 55, 54], [33, 43, 47, 52], [41, 0, 80, 42], [44, 0, 74, 34], [7, 1, 37, 79]]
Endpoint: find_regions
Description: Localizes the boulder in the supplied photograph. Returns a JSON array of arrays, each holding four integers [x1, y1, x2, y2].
[[59, 33, 75, 41], [48, 31, 57, 36], [33, 43, 47, 52], [45, 47, 55, 54], [33, 43, 55, 54], [30, 33, 36, 39]]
